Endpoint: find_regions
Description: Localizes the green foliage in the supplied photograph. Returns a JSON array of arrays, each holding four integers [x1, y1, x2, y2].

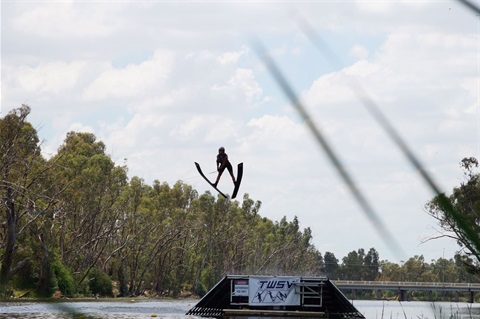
[[52, 260, 76, 297], [425, 157, 480, 265], [200, 265, 217, 292], [36, 255, 57, 298], [364, 248, 380, 280], [342, 250, 364, 280], [1, 105, 46, 287], [12, 262, 36, 290], [88, 268, 113, 297], [32, 254, 76, 298], [194, 282, 207, 297], [324, 252, 340, 279]]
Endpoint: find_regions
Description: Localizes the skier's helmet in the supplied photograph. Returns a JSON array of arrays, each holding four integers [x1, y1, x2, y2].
[[219, 147, 225, 152]]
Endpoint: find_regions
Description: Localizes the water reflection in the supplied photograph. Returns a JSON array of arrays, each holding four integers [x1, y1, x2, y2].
[[0, 300, 195, 319], [355, 300, 480, 319], [1, 300, 480, 319]]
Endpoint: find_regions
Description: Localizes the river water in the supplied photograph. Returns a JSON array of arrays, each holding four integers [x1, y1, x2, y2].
[[1, 299, 480, 319]]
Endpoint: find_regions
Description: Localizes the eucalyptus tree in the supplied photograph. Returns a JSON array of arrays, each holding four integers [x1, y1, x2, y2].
[[264, 216, 303, 274], [364, 248, 380, 280], [113, 178, 198, 296], [244, 214, 322, 276], [425, 157, 480, 270], [111, 176, 151, 296], [150, 181, 197, 296], [188, 191, 225, 290], [324, 251, 340, 279], [221, 196, 256, 274], [48, 131, 128, 289], [377, 260, 403, 281], [247, 211, 278, 274], [402, 255, 430, 282], [200, 193, 242, 288], [275, 217, 322, 276], [453, 253, 480, 282], [0, 105, 59, 294], [238, 193, 265, 275], [430, 257, 457, 283], [341, 250, 364, 280]]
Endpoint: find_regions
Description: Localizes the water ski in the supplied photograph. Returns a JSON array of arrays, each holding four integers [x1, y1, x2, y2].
[[231, 163, 243, 199], [194, 162, 227, 198]]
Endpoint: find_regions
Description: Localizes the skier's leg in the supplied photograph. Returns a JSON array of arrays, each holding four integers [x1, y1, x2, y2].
[[214, 167, 224, 187], [227, 163, 235, 183]]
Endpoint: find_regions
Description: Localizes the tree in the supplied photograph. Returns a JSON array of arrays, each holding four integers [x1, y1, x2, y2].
[[0, 105, 59, 294], [425, 157, 480, 270], [341, 250, 364, 280], [378, 260, 402, 281], [430, 256, 457, 284], [402, 255, 429, 282], [48, 131, 128, 290], [364, 248, 380, 280], [324, 252, 339, 279]]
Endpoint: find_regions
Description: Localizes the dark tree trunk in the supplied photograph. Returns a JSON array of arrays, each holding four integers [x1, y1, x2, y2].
[[0, 188, 16, 286]]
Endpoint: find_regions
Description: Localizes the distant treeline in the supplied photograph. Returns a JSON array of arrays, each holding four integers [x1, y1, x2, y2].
[[1, 105, 478, 300]]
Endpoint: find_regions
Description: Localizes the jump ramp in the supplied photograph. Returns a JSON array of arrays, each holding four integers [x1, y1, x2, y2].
[[186, 275, 365, 318]]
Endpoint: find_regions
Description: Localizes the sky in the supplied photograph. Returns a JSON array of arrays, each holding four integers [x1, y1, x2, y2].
[[1, 0, 479, 265]]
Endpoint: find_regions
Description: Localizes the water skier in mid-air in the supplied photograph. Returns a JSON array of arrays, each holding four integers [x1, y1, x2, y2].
[[213, 146, 236, 187]]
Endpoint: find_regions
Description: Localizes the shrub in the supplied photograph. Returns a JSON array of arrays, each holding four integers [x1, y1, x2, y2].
[[13, 261, 36, 290], [88, 268, 113, 297], [194, 282, 207, 297], [52, 260, 76, 297], [36, 256, 57, 298]]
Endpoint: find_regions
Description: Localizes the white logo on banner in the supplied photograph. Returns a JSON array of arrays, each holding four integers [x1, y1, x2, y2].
[[249, 277, 300, 306]]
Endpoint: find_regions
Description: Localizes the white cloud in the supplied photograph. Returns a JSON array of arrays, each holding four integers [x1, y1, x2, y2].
[[171, 115, 236, 142], [172, 116, 208, 138], [104, 112, 166, 153], [11, 61, 86, 94], [355, 0, 394, 14], [204, 118, 238, 143], [83, 50, 175, 100], [218, 46, 249, 65], [68, 122, 95, 134], [377, 31, 477, 75], [302, 72, 356, 106], [12, 2, 120, 38], [247, 114, 302, 140], [245, 114, 306, 160], [349, 44, 369, 60], [461, 77, 479, 115], [211, 68, 263, 104], [129, 89, 188, 113], [345, 60, 382, 78]]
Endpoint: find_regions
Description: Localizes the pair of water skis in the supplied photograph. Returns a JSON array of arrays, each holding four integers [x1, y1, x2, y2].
[[195, 162, 243, 199]]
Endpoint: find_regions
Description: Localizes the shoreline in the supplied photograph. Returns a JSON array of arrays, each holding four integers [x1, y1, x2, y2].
[[1, 296, 200, 303]]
